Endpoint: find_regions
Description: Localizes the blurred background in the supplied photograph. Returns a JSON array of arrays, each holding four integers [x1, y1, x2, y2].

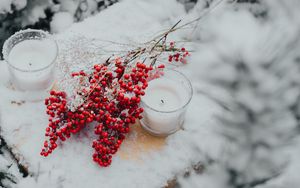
[[0, 0, 119, 58]]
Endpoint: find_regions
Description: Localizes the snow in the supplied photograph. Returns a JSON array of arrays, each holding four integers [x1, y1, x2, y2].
[[0, 0, 24, 14], [0, 145, 22, 188], [178, 164, 229, 188], [13, 0, 27, 10], [183, 1, 300, 187], [254, 137, 300, 188], [50, 12, 74, 33], [0, 0, 226, 187], [0, 1, 13, 13], [0, 57, 224, 188], [20, 0, 54, 26], [0, 0, 27, 13], [1, 0, 300, 187]]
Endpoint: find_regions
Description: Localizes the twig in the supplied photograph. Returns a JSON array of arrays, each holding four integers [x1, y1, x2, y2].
[[0, 136, 29, 177], [147, 0, 229, 44], [149, 20, 182, 52]]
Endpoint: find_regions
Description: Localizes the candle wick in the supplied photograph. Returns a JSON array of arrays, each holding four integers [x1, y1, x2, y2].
[[161, 99, 164, 104]]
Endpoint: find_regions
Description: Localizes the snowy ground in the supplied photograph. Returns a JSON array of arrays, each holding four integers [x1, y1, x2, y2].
[[1, 0, 300, 187]]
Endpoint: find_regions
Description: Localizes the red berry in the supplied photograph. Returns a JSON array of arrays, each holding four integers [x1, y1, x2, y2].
[[41, 60, 155, 167]]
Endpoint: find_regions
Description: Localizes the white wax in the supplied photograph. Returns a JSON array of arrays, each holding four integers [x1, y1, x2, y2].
[[8, 39, 57, 91], [141, 77, 189, 134]]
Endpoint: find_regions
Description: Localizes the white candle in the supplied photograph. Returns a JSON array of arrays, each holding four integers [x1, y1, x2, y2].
[[141, 73, 192, 136], [7, 38, 57, 91]]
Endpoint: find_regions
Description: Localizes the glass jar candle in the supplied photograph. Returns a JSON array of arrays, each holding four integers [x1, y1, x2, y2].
[[140, 69, 193, 136], [3, 29, 58, 92]]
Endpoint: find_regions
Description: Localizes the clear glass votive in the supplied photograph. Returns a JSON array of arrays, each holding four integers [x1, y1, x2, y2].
[[140, 69, 193, 137], [2, 29, 58, 93]]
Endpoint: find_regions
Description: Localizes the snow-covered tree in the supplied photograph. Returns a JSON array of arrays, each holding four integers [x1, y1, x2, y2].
[[0, 0, 118, 58], [179, 0, 300, 187]]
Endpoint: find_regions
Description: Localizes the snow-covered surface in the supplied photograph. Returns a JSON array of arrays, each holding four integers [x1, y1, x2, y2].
[[0, 0, 226, 187], [1, 0, 300, 187]]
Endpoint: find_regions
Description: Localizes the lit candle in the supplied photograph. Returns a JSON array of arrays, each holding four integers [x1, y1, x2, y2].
[[3, 29, 58, 91], [140, 69, 193, 136]]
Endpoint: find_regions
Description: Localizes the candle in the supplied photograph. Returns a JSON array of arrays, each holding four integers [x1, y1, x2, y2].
[[8, 39, 57, 90], [3, 29, 58, 92], [140, 69, 193, 136]]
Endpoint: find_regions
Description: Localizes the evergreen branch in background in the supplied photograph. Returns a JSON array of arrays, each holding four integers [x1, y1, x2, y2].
[[0, 0, 119, 59], [204, 2, 300, 187]]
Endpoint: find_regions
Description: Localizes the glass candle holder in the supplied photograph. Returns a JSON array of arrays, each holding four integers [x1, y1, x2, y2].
[[2, 29, 58, 92], [140, 69, 193, 137]]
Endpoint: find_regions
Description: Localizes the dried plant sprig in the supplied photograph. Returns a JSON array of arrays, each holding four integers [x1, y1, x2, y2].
[[61, 22, 190, 111], [41, 28, 190, 167], [40, 0, 231, 167]]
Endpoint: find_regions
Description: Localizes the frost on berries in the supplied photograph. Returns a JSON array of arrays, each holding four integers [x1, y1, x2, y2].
[[167, 42, 190, 64], [41, 59, 158, 167], [41, 36, 190, 167]]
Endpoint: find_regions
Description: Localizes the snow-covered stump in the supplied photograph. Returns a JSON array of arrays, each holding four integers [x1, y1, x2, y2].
[[0, 0, 226, 187], [0, 59, 223, 187]]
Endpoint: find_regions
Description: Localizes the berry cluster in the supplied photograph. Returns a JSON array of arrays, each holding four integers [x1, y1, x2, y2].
[[41, 59, 158, 167], [168, 42, 190, 64]]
